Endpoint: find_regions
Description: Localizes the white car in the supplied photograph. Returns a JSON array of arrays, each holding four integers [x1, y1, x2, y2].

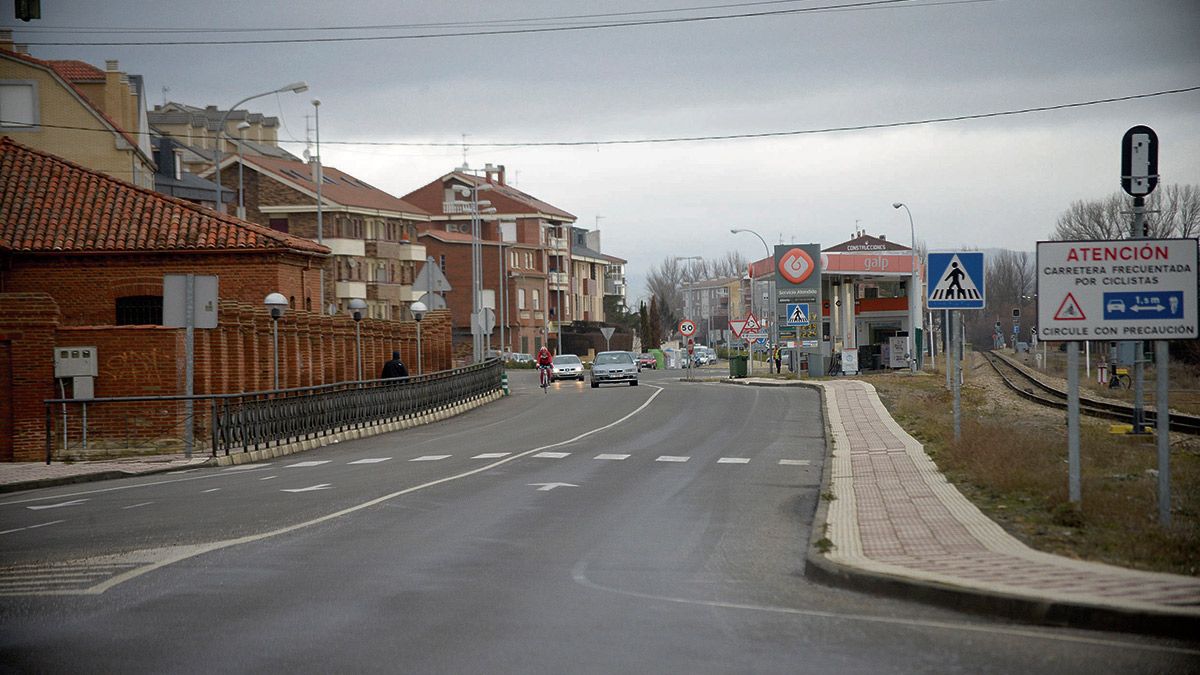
[[590, 351, 639, 388], [551, 354, 584, 381]]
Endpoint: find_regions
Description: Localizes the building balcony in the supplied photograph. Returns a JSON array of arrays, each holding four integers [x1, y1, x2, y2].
[[367, 282, 423, 304], [335, 280, 367, 299], [365, 240, 426, 262], [325, 238, 366, 257], [548, 237, 568, 253], [548, 272, 568, 288], [442, 201, 472, 214]]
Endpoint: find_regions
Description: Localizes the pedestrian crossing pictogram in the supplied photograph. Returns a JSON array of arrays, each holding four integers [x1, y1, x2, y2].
[[785, 303, 810, 326], [929, 254, 981, 302], [1054, 293, 1086, 320]]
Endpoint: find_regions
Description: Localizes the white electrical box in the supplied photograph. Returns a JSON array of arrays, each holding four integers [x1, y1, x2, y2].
[[54, 346, 98, 378]]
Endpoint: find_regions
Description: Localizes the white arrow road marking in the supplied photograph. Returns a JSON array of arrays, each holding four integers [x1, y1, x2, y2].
[[717, 458, 751, 464], [280, 484, 332, 493], [348, 458, 391, 464], [533, 452, 570, 459], [0, 520, 64, 536], [594, 454, 630, 461], [27, 499, 88, 511], [529, 483, 578, 492], [656, 456, 690, 463], [287, 461, 330, 468], [410, 455, 451, 462], [472, 452, 511, 459]]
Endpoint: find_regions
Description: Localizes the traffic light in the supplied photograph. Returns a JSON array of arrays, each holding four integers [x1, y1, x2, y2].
[[15, 0, 40, 21]]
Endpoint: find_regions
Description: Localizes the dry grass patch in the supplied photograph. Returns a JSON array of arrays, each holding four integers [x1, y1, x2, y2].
[[863, 369, 1200, 577]]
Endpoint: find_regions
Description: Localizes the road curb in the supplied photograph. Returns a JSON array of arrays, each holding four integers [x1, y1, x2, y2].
[[800, 379, 1200, 642], [0, 461, 216, 494]]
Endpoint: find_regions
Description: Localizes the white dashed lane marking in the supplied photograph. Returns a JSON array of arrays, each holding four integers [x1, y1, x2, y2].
[[717, 458, 751, 464], [287, 461, 330, 468], [348, 458, 391, 464], [122, 502, 153, 510], [594, 454, 630, 461], [410, 455, 451, 462], [202, 488, 221, 493], [778, 459, 811, 466], [656, 456, 690, 463], [223, 464, 271, 471], [472, 453, 511, 459], [259, 476, 277, 481], [0, 520, 64, 536], [533, 452, 571, 459]]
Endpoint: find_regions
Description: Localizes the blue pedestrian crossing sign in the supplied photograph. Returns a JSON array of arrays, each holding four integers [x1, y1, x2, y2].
[[927, 252, 986, 309], [785, 302, 810, 326]]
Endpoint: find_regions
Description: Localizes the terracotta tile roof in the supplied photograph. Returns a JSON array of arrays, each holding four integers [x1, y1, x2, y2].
[[46, 59, 106, 82], [0, 137, 328, 256], [244, 155, 430, 218], [419, 230, 492, 244], [450, 172, 575, 221]]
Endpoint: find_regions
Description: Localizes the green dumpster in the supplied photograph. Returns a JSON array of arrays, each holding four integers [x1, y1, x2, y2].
[[729, 354, 748, 378]]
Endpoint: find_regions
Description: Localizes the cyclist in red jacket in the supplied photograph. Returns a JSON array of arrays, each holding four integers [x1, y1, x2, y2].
[[536, 346, 553, 388]]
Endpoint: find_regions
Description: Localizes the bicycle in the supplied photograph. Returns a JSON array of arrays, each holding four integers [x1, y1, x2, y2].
[[539, 364, 551, 392], [1108, 366, 1131, 390]]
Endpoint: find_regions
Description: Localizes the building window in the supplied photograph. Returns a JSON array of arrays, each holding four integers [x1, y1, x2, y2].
[[532, 289, 540, 310], [439, 255, 446, 272], [518, 288, 527, 309], [0, 81, 38, 129], [269, 218, 289, 233], [115, 295, 163, 325]]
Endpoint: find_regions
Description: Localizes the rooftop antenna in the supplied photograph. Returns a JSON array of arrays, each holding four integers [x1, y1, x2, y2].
[[461, 133, 470, 169], [304, 113, 314, 157], [161, 86, 170, 108]]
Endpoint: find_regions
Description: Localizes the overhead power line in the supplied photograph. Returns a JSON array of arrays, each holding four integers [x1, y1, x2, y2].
[[6, 85, 1195, 149], [16, 0, 984, 46]]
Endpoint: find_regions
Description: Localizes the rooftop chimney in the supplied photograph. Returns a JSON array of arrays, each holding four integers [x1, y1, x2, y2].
[[0, 29, 13, 51], [106, 59, 119, 72]]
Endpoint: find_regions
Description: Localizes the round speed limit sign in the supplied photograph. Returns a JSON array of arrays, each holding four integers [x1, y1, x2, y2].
[[678, 319, 696, 337]]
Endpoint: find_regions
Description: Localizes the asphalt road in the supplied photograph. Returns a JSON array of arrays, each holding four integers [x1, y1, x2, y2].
[[1, 368, 1196, 673]]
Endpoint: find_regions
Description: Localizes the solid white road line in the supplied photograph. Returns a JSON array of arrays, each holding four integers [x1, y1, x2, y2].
[[223, 464, 272, 471], [0, 520, 64, 536], [27, 499, 88, 511]]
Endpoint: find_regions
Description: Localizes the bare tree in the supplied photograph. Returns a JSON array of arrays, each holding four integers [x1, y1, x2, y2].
[[1052, 184, 1200, 240]]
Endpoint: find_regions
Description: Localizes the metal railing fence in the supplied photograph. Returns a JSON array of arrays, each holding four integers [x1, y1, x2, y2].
[[43, 359, 502, 463]]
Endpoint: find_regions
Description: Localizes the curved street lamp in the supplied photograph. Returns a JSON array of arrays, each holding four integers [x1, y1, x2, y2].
[[214, 81, 308, 214], [892, 202, 920, 373], [730, 227, 776, 357], [454, 181, 493, 363]]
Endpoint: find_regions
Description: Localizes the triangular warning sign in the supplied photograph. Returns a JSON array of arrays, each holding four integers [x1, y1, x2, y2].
[[729, 320, 747, 338], [744, 313, 761, 331], [789, 305, 808, 324], [929, 254, 981, 301], [1054, 293, 1086, 320]]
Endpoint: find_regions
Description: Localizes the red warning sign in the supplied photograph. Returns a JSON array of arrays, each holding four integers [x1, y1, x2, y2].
[[1054, 293, 1086, 321]]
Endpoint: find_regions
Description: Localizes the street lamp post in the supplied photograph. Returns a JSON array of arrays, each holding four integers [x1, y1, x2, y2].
[[264, 292, 289, 390], [892, 203, 920, 373], [214, 81, 308, 214], [731, 228, 774, 372], [411, 301, 428, 375], [349, 298, 367, 381], [235, 121, 250, 219], [313, 98, 326, 314], [454, 182, 493, 362]]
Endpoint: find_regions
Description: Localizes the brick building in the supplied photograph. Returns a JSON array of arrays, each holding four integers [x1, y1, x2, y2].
[[0, 138, 451, 461]]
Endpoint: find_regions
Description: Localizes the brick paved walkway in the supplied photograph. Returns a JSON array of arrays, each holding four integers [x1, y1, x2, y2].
[[817, 379, 1200, 618]]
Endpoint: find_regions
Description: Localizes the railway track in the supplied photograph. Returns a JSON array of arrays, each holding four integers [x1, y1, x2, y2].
[[982, 351, 1200, 435]]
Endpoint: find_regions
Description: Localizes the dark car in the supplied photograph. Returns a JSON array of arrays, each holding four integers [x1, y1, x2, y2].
[[637, 353, 657, 369]]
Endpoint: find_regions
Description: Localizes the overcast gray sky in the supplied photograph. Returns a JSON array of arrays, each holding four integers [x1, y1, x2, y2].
[[6, 0, 1199, 300]]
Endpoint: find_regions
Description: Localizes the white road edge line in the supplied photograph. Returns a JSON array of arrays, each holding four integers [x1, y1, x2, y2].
[[121, 502, 153, 510], [0, 520, 65, 536], [74, 385, 666, 596]]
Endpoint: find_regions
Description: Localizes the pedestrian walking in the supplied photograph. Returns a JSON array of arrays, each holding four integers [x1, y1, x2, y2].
[[773, 345, 782, 374], [381, 351, 409, 379]]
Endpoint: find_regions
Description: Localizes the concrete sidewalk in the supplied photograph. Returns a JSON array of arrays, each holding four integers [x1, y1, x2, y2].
[[806, 378, 1200, 639]]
